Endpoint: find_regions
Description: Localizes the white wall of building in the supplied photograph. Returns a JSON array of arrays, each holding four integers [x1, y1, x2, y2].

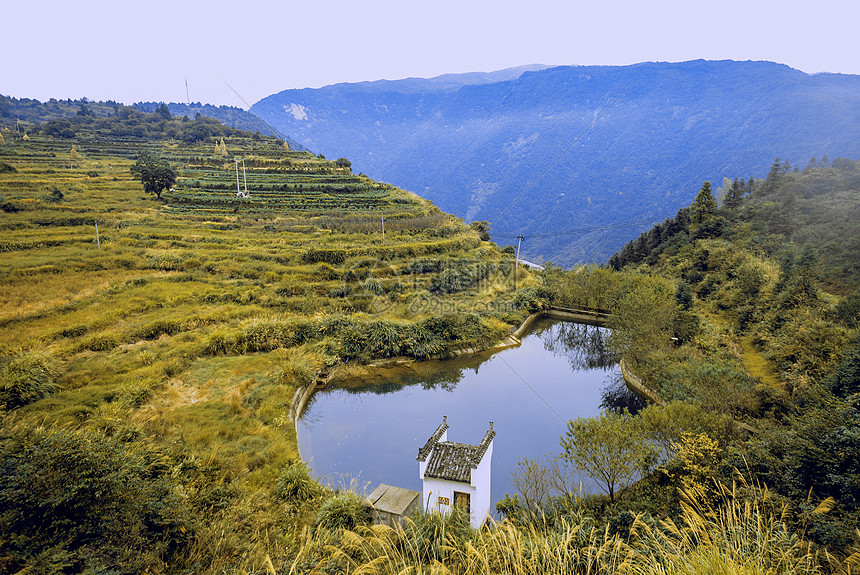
[[419, 434, 493, 529]]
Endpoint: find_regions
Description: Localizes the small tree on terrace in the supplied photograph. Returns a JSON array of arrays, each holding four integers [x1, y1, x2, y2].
[[561, 409, 656, 503], [130, 151, 176, 199]]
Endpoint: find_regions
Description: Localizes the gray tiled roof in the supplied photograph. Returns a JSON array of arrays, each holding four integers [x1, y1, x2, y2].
[[417, 416, 449, 462], [420, 420, 495, 484], [425, 442, 482, 482]]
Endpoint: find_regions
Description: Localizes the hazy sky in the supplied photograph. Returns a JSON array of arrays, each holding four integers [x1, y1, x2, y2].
[[6, 0, 859, 107]]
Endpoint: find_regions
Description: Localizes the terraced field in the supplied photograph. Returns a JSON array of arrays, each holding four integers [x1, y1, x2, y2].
[[0, 123, 529, 521]]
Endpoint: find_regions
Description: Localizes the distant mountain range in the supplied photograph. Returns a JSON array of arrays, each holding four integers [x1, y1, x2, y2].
[[252, 60, 860, 265]]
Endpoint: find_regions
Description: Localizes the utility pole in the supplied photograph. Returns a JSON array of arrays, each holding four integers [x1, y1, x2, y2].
[[242, 158, 248, 195], [381, 216, 385, 240], [514, 234, 524, 290], [235, 158, 240, 195], [95, 223, 100, 250]]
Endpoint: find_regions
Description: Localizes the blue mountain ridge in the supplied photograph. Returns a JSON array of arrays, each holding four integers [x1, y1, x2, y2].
[[253, 60, 860, 265]]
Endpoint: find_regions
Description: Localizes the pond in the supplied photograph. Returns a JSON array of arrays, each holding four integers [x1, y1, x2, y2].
[[297, 318, 618, 507]]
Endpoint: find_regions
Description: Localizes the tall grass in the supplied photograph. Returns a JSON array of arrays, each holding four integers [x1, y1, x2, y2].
[[287, 477, 853, 575]]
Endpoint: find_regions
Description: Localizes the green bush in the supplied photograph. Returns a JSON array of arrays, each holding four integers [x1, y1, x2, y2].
[[401, 508, 473, 561], [303, 248, 346, 264], [131, 319, 182, 341], [0, 350, 60, 409], [313, 491, 370, 530], [274, 461, 320, 503], [82, 334, 118, 352], [0, 426, 192, 574], [204, 329, 235, 355]]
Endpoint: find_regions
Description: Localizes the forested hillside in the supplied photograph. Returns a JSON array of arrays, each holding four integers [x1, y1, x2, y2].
[[253, 60, 860, 266], [584, 158, 860, 553], [0, 94, 306, 150]]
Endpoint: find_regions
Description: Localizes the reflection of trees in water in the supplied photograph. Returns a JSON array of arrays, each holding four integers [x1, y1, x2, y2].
[[332, 362, 473, 396], [539, 321, 615, 371], [600, 376, 647, 415]]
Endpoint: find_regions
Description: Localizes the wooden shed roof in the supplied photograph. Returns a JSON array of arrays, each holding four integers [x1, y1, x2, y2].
[[366, 484, 420, 516]]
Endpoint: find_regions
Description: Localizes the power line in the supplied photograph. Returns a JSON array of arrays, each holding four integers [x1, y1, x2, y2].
[[221, 78, 288, 141], [495, 355, 566, 424], [489, 85, 632, 227]]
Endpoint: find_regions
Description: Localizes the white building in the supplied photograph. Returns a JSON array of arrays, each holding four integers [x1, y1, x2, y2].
[[417, 416, 495, 528]]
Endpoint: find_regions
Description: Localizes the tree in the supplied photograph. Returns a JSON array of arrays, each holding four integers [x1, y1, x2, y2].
[[723, 178, 745, 211], [509, 454, 579, 518], [43, 119, 76, 138], [560, 409, 656, 502], [469, 220, 491, 241], [690, 181, 717, 226], [130, 151, 176, 199], [155, 102, 172, 119], [335, 157, 351, 169]]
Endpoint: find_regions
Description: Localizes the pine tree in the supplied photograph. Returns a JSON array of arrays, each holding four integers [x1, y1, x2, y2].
[[723, 178, 745, 210], [690, 181, 717, 225]]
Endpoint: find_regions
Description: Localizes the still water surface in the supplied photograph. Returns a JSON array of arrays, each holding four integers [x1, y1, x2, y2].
[[298, 318, 615, 506]]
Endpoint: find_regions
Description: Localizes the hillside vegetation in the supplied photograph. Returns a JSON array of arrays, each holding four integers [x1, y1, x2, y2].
[[0, 94, 304, 148], [0, 114, 528, 573], [1, 102, 858, 575]]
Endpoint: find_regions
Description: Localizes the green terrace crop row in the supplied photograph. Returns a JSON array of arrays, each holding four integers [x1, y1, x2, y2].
[[179, 171, 370, 184], [176, 181, 375, 192]]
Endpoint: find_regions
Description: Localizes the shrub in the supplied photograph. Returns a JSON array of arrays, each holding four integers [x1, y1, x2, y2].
[[0, 426, 192, 574], [131, 319, 182, 341], [59, 324, 90, 338], [204, 329, 235, 355], [0, 350, 60, 409], [0, 161, 17, 173], [46, 186, 64, 202], [148, 251, 184, 271], [82, 334, 118, 352], [328, 284, 353, 298], [315, 262, 340, 280], [313, 491, 370, 530], [303, 248, 346, 265], [361, 277, 385, 295], [274, 461, 321, 503]]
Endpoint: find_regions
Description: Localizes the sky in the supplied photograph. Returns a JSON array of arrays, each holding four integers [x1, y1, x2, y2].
[[5, 0, 860, 108]]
